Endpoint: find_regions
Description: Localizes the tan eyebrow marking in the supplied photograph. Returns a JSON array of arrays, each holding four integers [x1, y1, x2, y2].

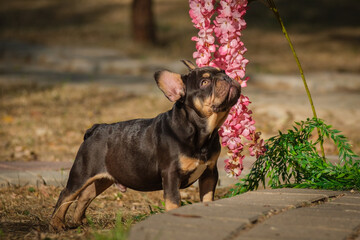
[[202, 72, 211, 78]]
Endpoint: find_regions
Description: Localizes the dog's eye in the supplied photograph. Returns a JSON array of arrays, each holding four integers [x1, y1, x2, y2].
[[200, 79, 211, 87]]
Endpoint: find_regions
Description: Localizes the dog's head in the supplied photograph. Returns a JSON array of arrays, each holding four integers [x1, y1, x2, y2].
[[155, 60, 241, 131]]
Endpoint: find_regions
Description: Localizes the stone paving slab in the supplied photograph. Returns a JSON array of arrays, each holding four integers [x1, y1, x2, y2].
[[288, 207, 360, 220], [0, 161, 72, 187], [128, 189, 355, 240], [236, 192, 360, 240], [130, 213, 246, 240], [328, 195, 360, 205], [236, 210, 354, 240], [258, 188, 344, 197], [0, 171, 68, 187], [171, 204, 272, 223], [216, 190, 330, 208]]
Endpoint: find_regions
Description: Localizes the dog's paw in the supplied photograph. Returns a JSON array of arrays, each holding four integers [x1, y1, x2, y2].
[[73, 216, 89, 227], [49, 218, 66, 232]]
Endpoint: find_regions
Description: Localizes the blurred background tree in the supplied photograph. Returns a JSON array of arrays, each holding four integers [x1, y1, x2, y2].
[[131, 0, 156, 44]]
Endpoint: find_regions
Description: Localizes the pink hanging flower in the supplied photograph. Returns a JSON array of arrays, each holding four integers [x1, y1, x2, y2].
[[189, 0, 266, 178], [224, 155, 244, 178], [248, 132, 266, 158], [190, 0, 216, 67]]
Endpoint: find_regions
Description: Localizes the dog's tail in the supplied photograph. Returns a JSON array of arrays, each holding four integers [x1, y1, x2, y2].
[[84, 124, 100, 141]]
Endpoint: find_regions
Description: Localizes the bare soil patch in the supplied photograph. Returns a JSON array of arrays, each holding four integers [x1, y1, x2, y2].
[[0, 184, 231, 239], [0, 82, 171, 162], [1, 79, 359, 164]]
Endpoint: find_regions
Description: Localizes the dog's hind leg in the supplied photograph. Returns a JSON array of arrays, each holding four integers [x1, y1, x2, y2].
[[49, 147, 109, 231], [49, 186, 79, 231], [50, 132, 110, 231], [73, 177, 114, 226], [49, 172, 113, 231]]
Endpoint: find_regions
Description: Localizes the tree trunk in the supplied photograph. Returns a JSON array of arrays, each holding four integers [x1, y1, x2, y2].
[[131, 0, 156, 44]]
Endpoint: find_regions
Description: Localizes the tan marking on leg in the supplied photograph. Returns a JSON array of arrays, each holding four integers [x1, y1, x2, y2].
[[202, 191, 214, 202], [50, 172, 114, 231], [50, 193, 76, 231], [73, 178, 114, 225], [179, 155, 200, 172], [73, 183, 96, 225], [165, 199, 180, 211]]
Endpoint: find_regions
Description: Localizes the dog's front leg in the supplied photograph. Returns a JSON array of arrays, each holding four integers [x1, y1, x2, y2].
[[199, 167, 219, 202], [162, 170, 181, 211]]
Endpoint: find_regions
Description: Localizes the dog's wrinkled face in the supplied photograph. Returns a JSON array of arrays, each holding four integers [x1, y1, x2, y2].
[[184, 65, 241, 118], [155, 60, 241, 131]]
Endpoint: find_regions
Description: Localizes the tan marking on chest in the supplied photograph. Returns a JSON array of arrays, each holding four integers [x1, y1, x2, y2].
[[179, 156, 201, 172], [188, 164, 207, 184], [193, 95, 230, 133], [179, 155, 208, 184], [207, 110, 230, 132]]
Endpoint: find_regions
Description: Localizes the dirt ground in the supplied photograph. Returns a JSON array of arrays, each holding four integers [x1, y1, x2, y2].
[[1, 77, 359, 163], [0, 0, 360, 239], [0, 83, 173, 162], [0, 184, 231, 239]]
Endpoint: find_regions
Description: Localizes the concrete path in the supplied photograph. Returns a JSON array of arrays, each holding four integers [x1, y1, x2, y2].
[[0, 161, 72, 187], [0, 156, 340, 188], [129, 188, 360, 240], [0, 157, 255, 187]]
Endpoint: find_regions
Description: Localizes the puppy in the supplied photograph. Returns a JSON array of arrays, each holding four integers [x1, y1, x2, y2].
[[49, 60, 241, 231]]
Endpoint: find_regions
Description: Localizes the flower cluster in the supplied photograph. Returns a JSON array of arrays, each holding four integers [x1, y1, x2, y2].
[[218, 96, 254, 177], [189, 0, 216, 66], [213, 0, 249, 87], [189, 0, 266, 177]]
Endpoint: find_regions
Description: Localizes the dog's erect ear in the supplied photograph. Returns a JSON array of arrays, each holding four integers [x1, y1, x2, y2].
[[181, 60, 197, 71], [154, 70, 185, 102]]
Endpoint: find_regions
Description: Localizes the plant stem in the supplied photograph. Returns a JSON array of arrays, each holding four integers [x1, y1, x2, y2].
[[265, 0, 326, 161]]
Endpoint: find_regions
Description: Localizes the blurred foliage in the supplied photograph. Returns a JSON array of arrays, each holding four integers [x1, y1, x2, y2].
[[228, 118, 360, 197]]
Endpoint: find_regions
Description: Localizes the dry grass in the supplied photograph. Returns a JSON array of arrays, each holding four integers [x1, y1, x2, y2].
[[1, 79, 359, 163], [0, 184, 231, 239], [0, 82, 172, 162]]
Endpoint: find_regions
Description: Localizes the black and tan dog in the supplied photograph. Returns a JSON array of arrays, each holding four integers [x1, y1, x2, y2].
[[49, 60, 241, 231]]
